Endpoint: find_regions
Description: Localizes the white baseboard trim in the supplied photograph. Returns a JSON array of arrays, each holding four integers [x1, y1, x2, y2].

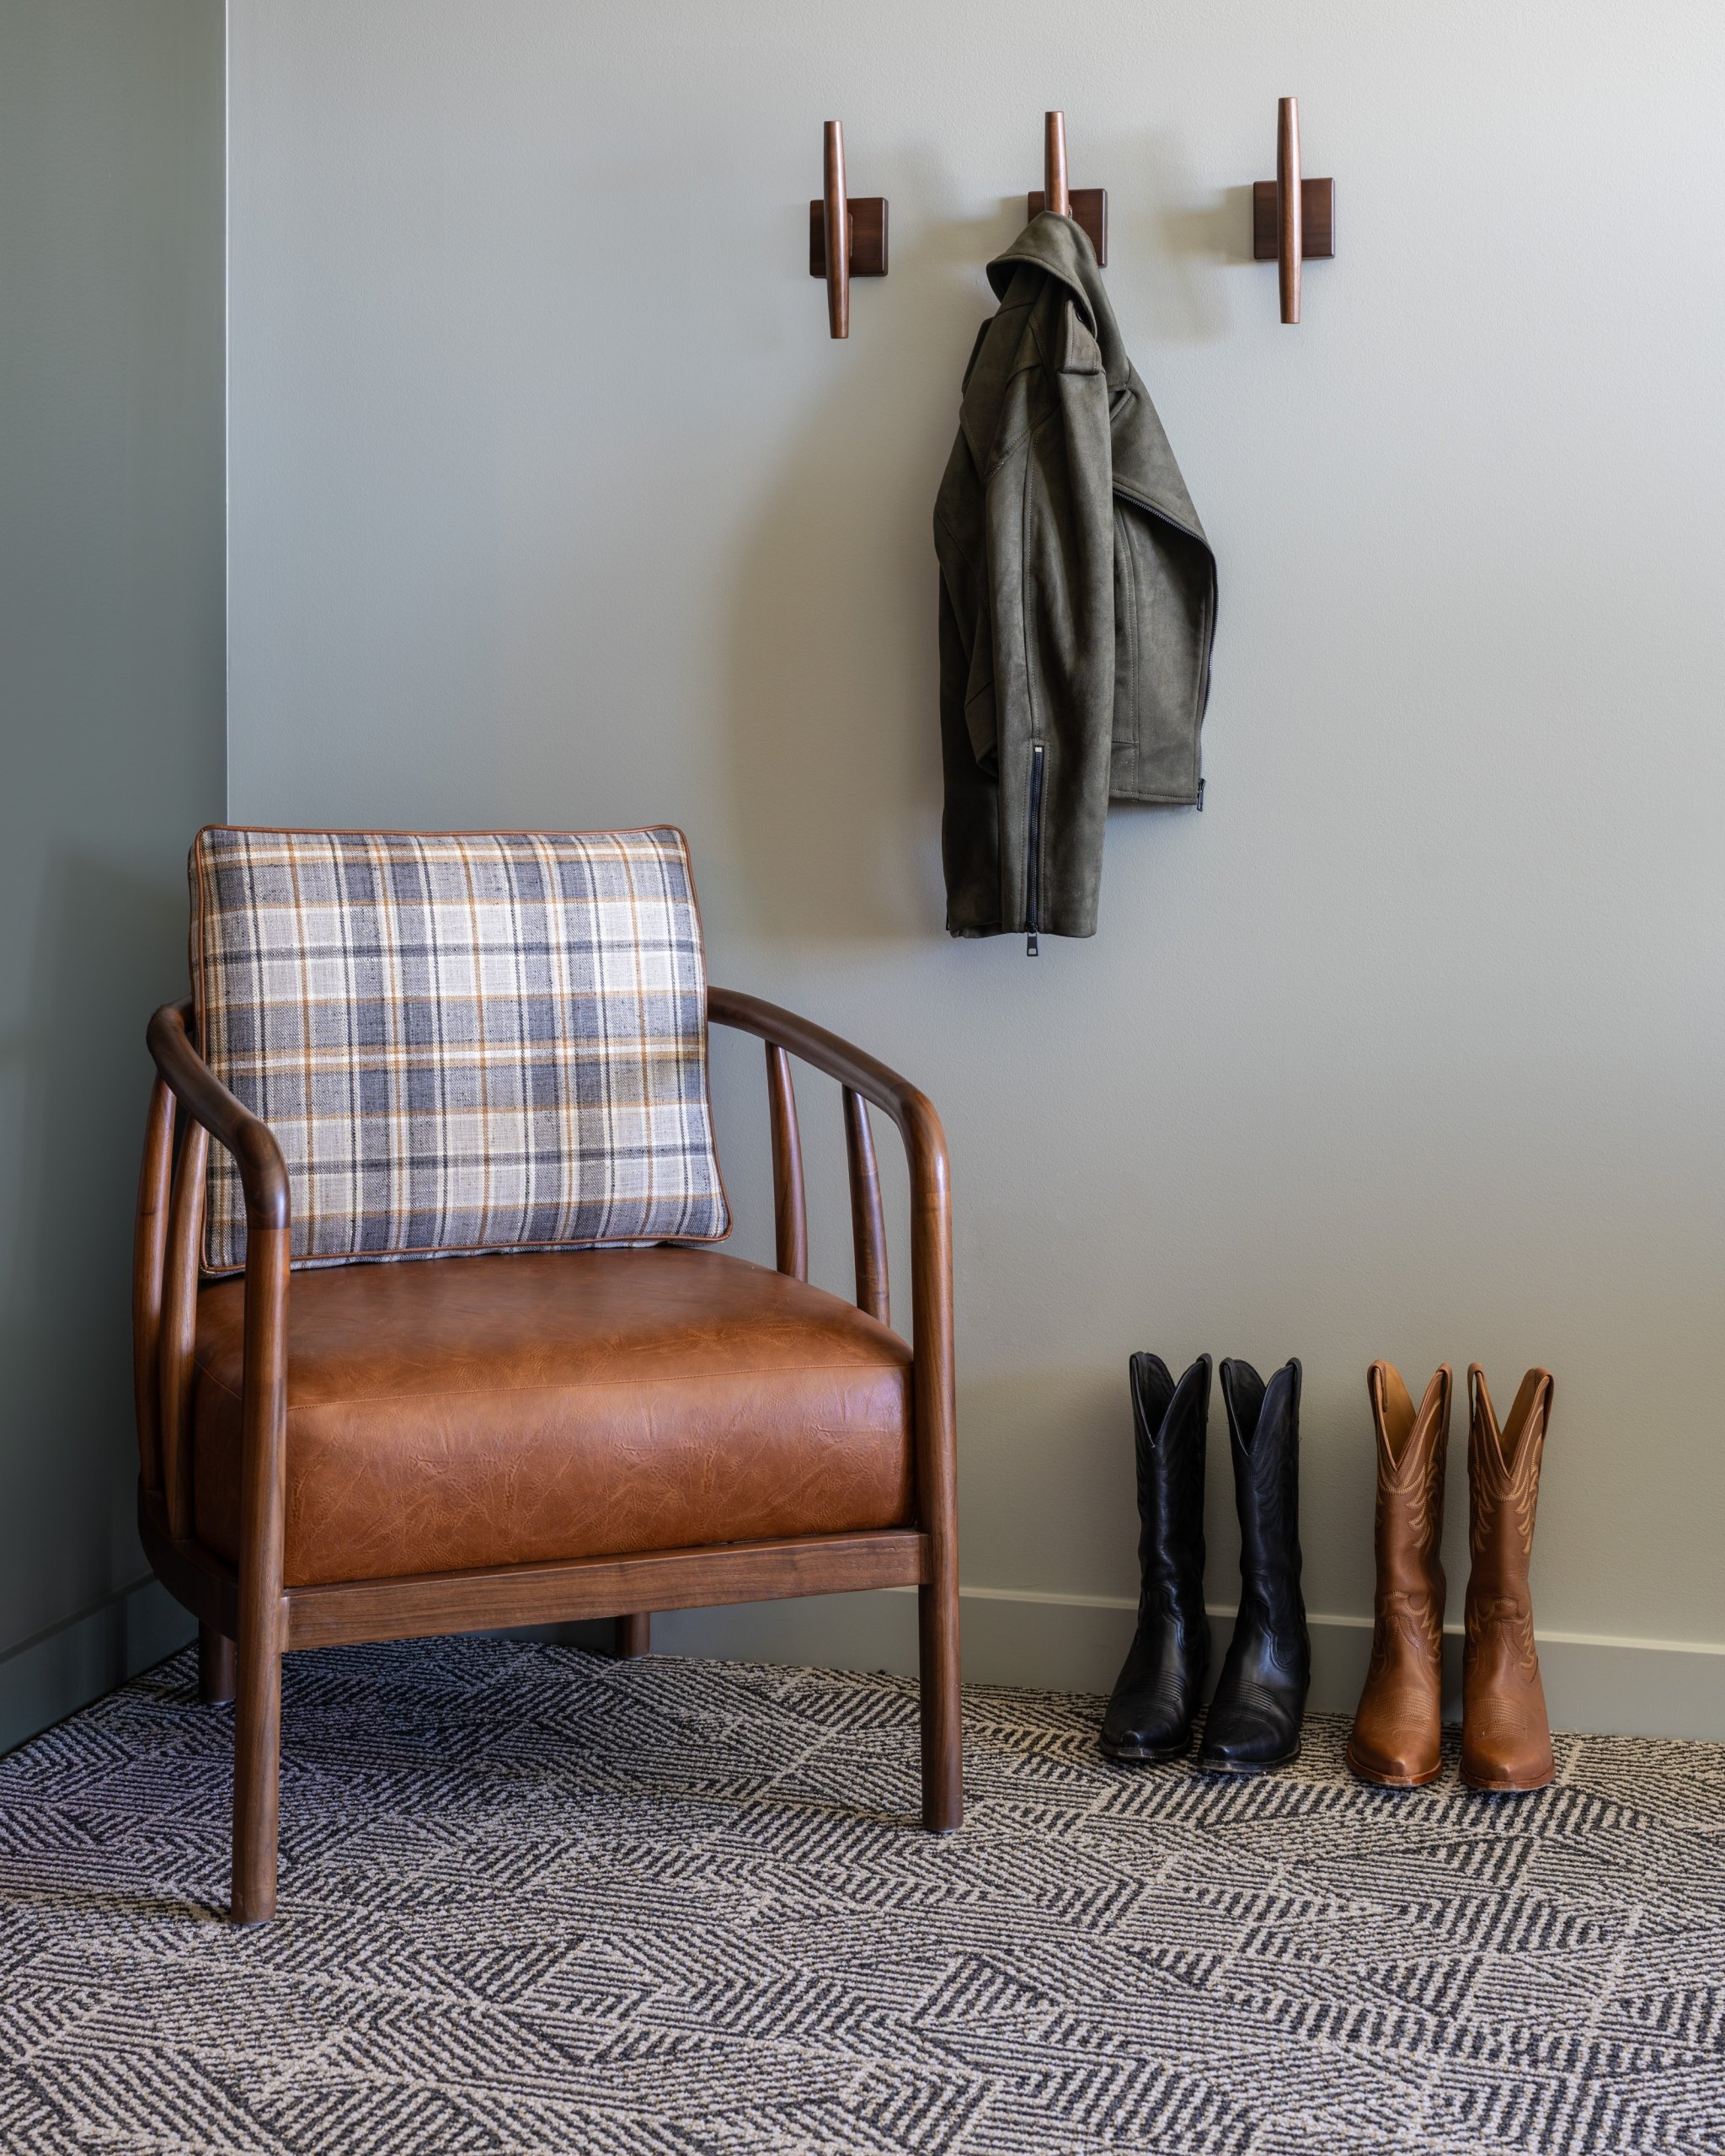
[[0, 1578, 196, 1757], [12, 1573, 1703, 1758], [644, 1586, 1725, 1742], [3, 1572, 1708, 1763]]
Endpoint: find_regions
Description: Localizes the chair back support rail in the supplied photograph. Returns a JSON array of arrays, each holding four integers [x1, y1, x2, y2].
[[133, 987, 959, 1920]]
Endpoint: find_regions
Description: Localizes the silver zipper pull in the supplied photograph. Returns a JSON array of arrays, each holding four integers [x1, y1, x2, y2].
[[1026, 932, 1039, 957]]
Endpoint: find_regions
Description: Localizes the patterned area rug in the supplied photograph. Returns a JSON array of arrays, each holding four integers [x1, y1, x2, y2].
[[2, 1639, 1722, 2155]]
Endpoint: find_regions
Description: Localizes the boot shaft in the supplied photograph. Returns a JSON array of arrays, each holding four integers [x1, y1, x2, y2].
[[1220, 1358, 1305, 1627], [1466, 1364, 1552, 1611], [1369, 1361, 1450, 1605], [1128, 1353, 1209, 1614]]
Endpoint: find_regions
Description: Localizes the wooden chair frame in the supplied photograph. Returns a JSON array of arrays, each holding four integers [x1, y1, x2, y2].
[[135, 986, 960, 1923]]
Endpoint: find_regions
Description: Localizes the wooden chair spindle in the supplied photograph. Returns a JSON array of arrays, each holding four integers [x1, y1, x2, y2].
[[843, 1086, 890, 1325], [766, 1042, 809, 1282]]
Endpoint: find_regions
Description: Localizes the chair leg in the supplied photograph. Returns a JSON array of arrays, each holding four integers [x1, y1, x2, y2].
[[230, 1617, 281, 1924], [613, 1612, 651, 1659], [198, 1624, 236, 1705], [917, 1571, 963, 1833]]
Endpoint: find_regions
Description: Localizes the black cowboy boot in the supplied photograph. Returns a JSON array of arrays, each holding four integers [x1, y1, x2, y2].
[[1100, 1353, 1211, 1761], [1199, 1358, 1310, 1774]]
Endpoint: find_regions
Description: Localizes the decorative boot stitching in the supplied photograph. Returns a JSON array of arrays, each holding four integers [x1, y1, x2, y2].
[[1466, 1594, 1539, 1677], [1367, 1593, 1440, 1681]]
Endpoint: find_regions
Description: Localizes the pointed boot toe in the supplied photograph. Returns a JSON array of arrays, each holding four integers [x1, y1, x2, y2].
[[1198, 1359, 1310, 1778], [1197, 1667, 1305, 1775], [1347, 1364, 1450, 1790], [1100, 1354, 1211, 1765], [1345, 1707, 1444, 1790], [1102, 1609, 1204, 1759], [1459, 1673, 1554, 1793], [1101, 1665, 1199, 1762]]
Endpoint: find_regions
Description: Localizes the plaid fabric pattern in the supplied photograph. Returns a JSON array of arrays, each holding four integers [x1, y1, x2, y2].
[[191, 827, 729, 1272]]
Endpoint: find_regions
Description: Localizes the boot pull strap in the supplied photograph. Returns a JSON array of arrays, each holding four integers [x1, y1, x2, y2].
[[1413, 1364, 1453, 1452], [1467, 1363, 1497, 1449], [1368, 1360, 1414, 1467], [1220, 1358, 1267, 1452], [1500, 1368, 1555, 1477]]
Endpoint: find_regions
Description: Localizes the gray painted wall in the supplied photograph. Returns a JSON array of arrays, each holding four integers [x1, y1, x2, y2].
[[227, 3, 1725, 1732], [0, 0, 226, 1747]]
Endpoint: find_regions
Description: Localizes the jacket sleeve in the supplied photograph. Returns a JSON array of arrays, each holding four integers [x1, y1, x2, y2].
[[936, 568, 1003, 934], [985, 284, 1116, 939]]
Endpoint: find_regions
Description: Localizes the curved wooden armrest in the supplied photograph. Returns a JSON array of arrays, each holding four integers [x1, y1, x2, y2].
[[707, 987, 961, 1681], [147, 1000, 289, 1230], [139, 1001, 291, 1580], [708, 982, 950, 1323], [706, 985, 949, 1190]]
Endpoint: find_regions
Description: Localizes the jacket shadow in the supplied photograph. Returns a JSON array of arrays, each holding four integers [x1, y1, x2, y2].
[[720, 201, 1017, 946]]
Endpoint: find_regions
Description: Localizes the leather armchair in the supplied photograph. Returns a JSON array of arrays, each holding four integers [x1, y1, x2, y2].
[[135, 985, 959, 1922]]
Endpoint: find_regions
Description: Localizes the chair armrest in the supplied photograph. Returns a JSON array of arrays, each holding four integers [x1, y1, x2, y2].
[[707, 986, 956, 1579], [139, 1001, 291, 1575], [147, 1000, 290, 1231], [706, 985, 949, 1194]]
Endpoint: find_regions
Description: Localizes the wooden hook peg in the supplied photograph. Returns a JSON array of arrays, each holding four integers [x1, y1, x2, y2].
[[1044, 109, 1070, 218], [824, 121, 849, 338], [1024, 108, 1108, 264], [1252, 96, 1335, 324], [1278, 98, 1301, 323], [808, 121, 888, 339]]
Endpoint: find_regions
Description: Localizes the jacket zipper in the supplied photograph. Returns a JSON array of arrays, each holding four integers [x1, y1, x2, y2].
[[1025, 740, 1045, 957]]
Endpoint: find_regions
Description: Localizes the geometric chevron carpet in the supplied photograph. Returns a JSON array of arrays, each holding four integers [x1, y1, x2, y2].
[[1, 1641, 1722, 2155]]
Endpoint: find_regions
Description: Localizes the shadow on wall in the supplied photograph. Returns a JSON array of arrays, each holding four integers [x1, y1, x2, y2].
[[0, 851, 189, 1643], [719, 206, 993, 947], [1137, 139, 1253, 341], [718, 159, 1242, 945]]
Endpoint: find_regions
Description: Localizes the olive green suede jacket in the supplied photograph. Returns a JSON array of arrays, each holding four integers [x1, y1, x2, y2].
[[934, 213, 1216, 942]]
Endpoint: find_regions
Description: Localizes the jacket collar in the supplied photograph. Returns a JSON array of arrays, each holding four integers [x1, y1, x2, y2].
[[986, 213, 1129, 390], [985, 211, 1207, 545]]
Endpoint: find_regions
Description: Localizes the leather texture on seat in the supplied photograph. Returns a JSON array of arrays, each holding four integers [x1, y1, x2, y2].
[[191, 1247, 915, 1587]]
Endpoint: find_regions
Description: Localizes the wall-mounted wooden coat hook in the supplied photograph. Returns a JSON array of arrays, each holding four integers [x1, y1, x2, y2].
[[808, 120, 887, 339], [1252, 97, 1333, 324], [1026, 109, 1107, 265]]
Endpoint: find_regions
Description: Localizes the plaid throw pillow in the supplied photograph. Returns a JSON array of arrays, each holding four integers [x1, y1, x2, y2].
[[190, 826, 730, 1272]]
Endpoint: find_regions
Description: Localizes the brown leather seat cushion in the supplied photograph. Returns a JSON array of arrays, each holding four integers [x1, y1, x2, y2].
[[192, 1246, 914, 1588]]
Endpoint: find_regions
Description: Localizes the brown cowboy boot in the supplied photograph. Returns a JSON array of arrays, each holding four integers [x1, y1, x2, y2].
[[1347, 1364, 1450, 1788], [1461, 1364, 1556, 1793]]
